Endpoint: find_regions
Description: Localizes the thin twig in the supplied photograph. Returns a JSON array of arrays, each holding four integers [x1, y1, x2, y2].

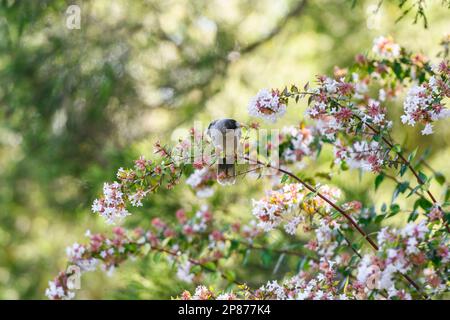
[[241, 155, 428, 299]]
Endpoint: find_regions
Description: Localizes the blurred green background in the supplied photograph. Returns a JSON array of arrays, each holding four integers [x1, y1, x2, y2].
[[0, 0, 449, 299]]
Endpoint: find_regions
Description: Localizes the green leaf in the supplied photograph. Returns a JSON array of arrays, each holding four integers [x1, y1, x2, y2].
[[374, 173, 384, 191], [224, 270, 236, 282], [392, 182, 409, 202], [389, 203, 401, 215], [414, 198, 433, 211], [343, 276, 350, 294], [408, 210, 419, 222], [273, 254, 286, 274], [152, 251, 162, 262], [417, 171, 428, 184], [191, 265, 202, 274], [261, 250, 272, 267], [435, 172, 446, 185], [444, 212, 450, 225], [203, 262, 217, 271], [393, 62, 403, 79], [280, 174, 289, 184], [393, 144, 402, 153], [406, 185, 421, 198], [407, 147, 418, 162], [375, 213, 386, 224], [399, 164, 408, 177], [297, 257, 308, 272]]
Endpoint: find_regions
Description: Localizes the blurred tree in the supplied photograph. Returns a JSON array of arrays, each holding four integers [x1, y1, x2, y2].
[[0, 0, 448, 299]]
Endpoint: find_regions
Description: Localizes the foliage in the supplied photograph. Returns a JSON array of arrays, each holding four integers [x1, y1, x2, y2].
[[48, 39, 449, 300]]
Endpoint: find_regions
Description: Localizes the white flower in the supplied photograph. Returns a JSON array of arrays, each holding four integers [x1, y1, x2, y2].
[[324, 78, 338, 93], [379, 89, 386, 101], [186, 168, 210, 188], [66, 243, 85, 261], [402, 79, 449, 135], [248, 89, 287, 123], [379, 265, 397, 290], [176, 261, 194, 283], [421, 123, 433, 135], [372, 36, 400, 59], [406, 237, 419, 255], [216, 293, 235, 300], [45, 280, 74, 300], [92, 182, 130, 224], [196, 187, 214, 198], [129, 189, 148, 207], [284, 216, 301, 235]]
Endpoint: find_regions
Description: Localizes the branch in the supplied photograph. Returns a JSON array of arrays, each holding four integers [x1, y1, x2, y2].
[[241, 155, 428, 298]]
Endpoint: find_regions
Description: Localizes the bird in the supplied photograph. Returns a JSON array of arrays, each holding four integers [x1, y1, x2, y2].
[[207, 119, 241, 185]]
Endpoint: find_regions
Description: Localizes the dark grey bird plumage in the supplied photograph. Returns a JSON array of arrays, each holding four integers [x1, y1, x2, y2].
[[207, 119, 241, 185]]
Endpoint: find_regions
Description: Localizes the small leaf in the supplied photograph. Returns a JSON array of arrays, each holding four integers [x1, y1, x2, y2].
[[389, 204, 401, 215], [374, 174, 384, 191], [273, 254, 286, 274], [407, 147, 418, 162], [392, 182, 409, 202], [417, 171, 428, 184], [406, 185, 421, 198], [393, 144, 402, 153], [435, 172, 446, 185], [414, 198, 432, 211], [399, 164, 408, 177], [408, 210, 419, 222], [203, 262, 217, 271], [261, 250, 272, 267], [224, 270, 236, 282], [280, 174, 289, 184], [191, 265, 202, 274], [340, 161, 349, 171], [297, 257, 308, 272], [375, 213, 386, 224]]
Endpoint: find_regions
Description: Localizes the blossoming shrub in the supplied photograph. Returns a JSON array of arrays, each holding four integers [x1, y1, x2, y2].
[[47, 37, 449, 300]]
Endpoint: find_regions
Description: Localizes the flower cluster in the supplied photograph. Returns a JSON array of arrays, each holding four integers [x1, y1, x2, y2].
[[46, 227, 137, 299], [248, 89, 287, 123], [251, 183, 341, 234], [172, 127, 212, 167], [279, 125, 319, 165], [91, 182, 130, 224], [355, 220, 449, 298], [47, 203, 270, 299], [51, 38, 450, 300], [251, 183, 305, 233], [334, 140, 385, 172], [372, 36, 401, 60], [401, 63, 450, 135], [92, 150, 184, 223], [180, 259, 359, 300], [186, 167, 216, 198]]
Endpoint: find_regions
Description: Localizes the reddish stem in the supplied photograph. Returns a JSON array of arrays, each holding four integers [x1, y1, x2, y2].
[[242, 156, 427, 298]]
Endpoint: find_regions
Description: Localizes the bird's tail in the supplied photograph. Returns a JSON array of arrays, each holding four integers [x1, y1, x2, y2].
[[217, 160, 236, 185]]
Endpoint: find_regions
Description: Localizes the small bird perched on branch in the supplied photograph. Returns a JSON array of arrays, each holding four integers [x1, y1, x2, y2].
[[207, 119, 241, 185]]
